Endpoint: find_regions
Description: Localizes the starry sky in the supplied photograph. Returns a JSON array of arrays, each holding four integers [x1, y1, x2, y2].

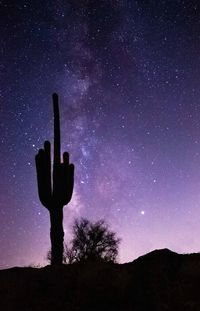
[[1, 0, 200, 268]]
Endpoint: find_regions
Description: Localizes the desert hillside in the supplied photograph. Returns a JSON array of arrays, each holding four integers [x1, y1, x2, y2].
[[0, 249, 200, 311]]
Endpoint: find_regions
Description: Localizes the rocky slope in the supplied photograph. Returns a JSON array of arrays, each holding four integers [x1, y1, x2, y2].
[[0, 249, 200, 310]]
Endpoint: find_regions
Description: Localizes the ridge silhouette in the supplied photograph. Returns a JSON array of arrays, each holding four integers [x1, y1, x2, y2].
[[35, 93, 74, 265], [1, 249, 200, 310]]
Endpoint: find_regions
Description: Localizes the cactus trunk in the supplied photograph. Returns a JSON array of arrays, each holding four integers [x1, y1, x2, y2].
[[50, 207, 64, 265], [35, 93, 74, 266], [50, 93, 63, 265]]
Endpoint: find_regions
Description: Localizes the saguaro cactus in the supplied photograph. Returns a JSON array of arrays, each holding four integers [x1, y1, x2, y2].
[[35, 93, 74, 265]]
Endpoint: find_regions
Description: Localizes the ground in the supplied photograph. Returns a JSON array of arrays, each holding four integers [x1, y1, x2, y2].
[[0, 249, 200, 311]]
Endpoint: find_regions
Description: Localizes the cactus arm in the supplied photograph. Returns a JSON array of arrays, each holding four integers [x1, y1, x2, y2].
[[58, 156, 74, 206], [35, 149, 46, 206], [35, 142, 52, 209], [44, 140, 52, 206], [63, 160, 74, 204], [63, 152, 74, 203]]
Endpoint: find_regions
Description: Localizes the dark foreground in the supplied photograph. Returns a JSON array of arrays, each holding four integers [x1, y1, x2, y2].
[[0, 249, 200, 311]]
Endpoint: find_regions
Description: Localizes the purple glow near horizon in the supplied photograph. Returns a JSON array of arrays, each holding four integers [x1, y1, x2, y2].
[[1, 1, 200, 268]]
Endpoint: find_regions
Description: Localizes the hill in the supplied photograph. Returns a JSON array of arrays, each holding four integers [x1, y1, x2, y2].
[[1, 248, 200, 310]]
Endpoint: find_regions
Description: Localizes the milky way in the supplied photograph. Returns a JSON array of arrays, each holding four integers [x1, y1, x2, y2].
[[1, 1, 200, 268]]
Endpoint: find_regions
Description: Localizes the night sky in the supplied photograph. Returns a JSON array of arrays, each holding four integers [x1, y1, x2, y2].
[[1, 0, 200, 268]]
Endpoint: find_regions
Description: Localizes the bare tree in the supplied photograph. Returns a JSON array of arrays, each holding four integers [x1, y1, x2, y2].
[[70, 218, 120, 263], [47, 218, 120, 264]]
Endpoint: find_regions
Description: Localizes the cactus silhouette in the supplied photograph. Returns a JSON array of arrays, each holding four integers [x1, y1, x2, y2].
[[35, 93, 74, 265]]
